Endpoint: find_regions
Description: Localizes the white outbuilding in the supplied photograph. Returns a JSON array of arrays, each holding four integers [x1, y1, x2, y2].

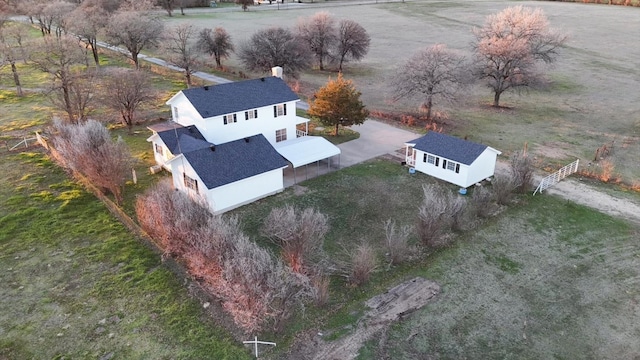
[[405, 132, 501, 188]]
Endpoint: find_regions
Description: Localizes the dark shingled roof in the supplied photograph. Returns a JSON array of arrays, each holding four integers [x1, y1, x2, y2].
[[157, 125, 206, 154], [182, 134, 288, 189], [409, 132, 488, 165], [181, 77, 299, 118]]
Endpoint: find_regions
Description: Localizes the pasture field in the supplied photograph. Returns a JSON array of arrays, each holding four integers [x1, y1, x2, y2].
[[163, 0, 640, 182], [0, 151, 250, 359]]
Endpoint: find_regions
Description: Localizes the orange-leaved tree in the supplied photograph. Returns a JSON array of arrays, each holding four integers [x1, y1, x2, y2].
[[308, 73, 368, 136]]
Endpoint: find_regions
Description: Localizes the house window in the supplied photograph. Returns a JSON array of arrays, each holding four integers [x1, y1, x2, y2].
[[274, 104, 287, 117], [154, 144, 163, 155], [223, 113, 237, 125], [245, 109, 258, 120], [275, 128, 287, 142], [173, 107, 179, 120], [446, 161, 456, 171], [426, 154, 436, 165], [183, 173, 198, 193]]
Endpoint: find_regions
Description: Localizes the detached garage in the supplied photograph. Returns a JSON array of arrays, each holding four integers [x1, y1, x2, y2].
[[405, 132, 501, 188]]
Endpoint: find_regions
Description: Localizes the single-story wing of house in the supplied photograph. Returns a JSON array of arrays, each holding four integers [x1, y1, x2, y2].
[[405, 132, 501, 188], [165, 133, 288, 214]]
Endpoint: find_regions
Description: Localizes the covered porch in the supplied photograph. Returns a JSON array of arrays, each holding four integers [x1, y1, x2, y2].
[[273, 135, 341, 186], [404, 142, 417, 167]]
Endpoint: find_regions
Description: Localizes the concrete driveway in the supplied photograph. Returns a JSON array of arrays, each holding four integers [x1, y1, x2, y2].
[[338, 120, 420, 168]]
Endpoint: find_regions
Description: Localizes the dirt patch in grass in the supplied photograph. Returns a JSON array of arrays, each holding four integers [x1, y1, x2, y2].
[[284, 277, 440, 360]]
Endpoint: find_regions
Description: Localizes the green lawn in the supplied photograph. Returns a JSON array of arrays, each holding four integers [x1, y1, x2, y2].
[[0, 151, 250, 359]]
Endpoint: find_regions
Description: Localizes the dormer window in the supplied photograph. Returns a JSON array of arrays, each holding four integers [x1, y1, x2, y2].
[[245, 110, 258, 120], [274, 104, 287, 117], [223, 113, 237, 125]]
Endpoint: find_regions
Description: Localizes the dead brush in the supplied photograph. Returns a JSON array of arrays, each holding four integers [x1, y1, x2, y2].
[[383, 219, 413, 266]]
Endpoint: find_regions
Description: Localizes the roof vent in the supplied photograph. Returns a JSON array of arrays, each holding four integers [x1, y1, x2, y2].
[[204, 85, 209, 90], [209, 145, 215, 152], [260, 77, 265, 82], [188, 126, 194, 133], [244, 137, 250, 143]]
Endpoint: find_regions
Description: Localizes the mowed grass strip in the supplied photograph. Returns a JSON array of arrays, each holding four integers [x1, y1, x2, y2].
[[0, 151, 250, 360]]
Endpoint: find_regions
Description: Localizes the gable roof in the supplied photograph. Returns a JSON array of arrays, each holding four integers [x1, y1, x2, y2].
[[407, 132, 490, 165], [182, 134, 288, 189], [157, 125, 206, 154], [178, 77, 299, 119]]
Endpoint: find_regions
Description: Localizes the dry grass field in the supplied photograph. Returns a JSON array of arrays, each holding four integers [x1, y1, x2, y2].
[[164, 0, 640, 182]]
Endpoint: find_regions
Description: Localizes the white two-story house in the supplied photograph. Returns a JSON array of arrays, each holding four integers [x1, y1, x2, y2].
[[147, 68, 341, 214]]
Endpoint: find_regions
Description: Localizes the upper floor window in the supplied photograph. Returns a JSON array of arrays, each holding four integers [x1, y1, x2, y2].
[[274, 104, 287, 117], [154, 144, 163, 155], [245, 110, 258, 120], [275, 128, 287, 142], [183, 173, 198, 193], [223, 113, 237, 125]]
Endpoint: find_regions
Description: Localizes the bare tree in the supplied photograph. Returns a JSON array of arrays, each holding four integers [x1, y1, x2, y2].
[[158, 0, 176, 16], [0, 23, 26, 96], [235, 0, 252, 11], [509, 149, 534, 193], [296, 12, 337, 71], [472, 6, 566, 107], [51, 119, 133, 204], [261, 205, 329, 275], [44, 1, 77, 37], [51, 69, 98, 123], [239, 26, 312, 79], [196, 27, 234, 69], [67, 3, 109, 67], [334, 19, 370, 71], [105, 11, 164, 69], [101, 68, 155, 132], [164, 24, 199, 87], [391, 44, 466, 122], [30, 35, 88, 123]]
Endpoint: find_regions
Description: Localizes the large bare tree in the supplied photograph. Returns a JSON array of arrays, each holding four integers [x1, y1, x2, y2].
[[0, 23, 27, 96], [104, 11, 164, 69], [30, 35, 88, 123], [296, 12, 337, 71], [472, 5, 566, 107], [101, 68, 155, 132], [164, 24, 199, 87], [67, 3, 109, 67], [44, 1, 77, 37], [391, 44, 466, 122], [239, 26, 312, 79], [196, 27, 234, 69], [335, 19, 370, 71]]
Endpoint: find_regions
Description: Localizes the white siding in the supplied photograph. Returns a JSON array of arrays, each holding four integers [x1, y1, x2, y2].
[[168, 156, 284, 214], [168, 96, 301, 146], [412, 148, 499, 188], [466, 149, 499, 187], [166, 92, 202, 128], [148, 135, 172, 169]]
